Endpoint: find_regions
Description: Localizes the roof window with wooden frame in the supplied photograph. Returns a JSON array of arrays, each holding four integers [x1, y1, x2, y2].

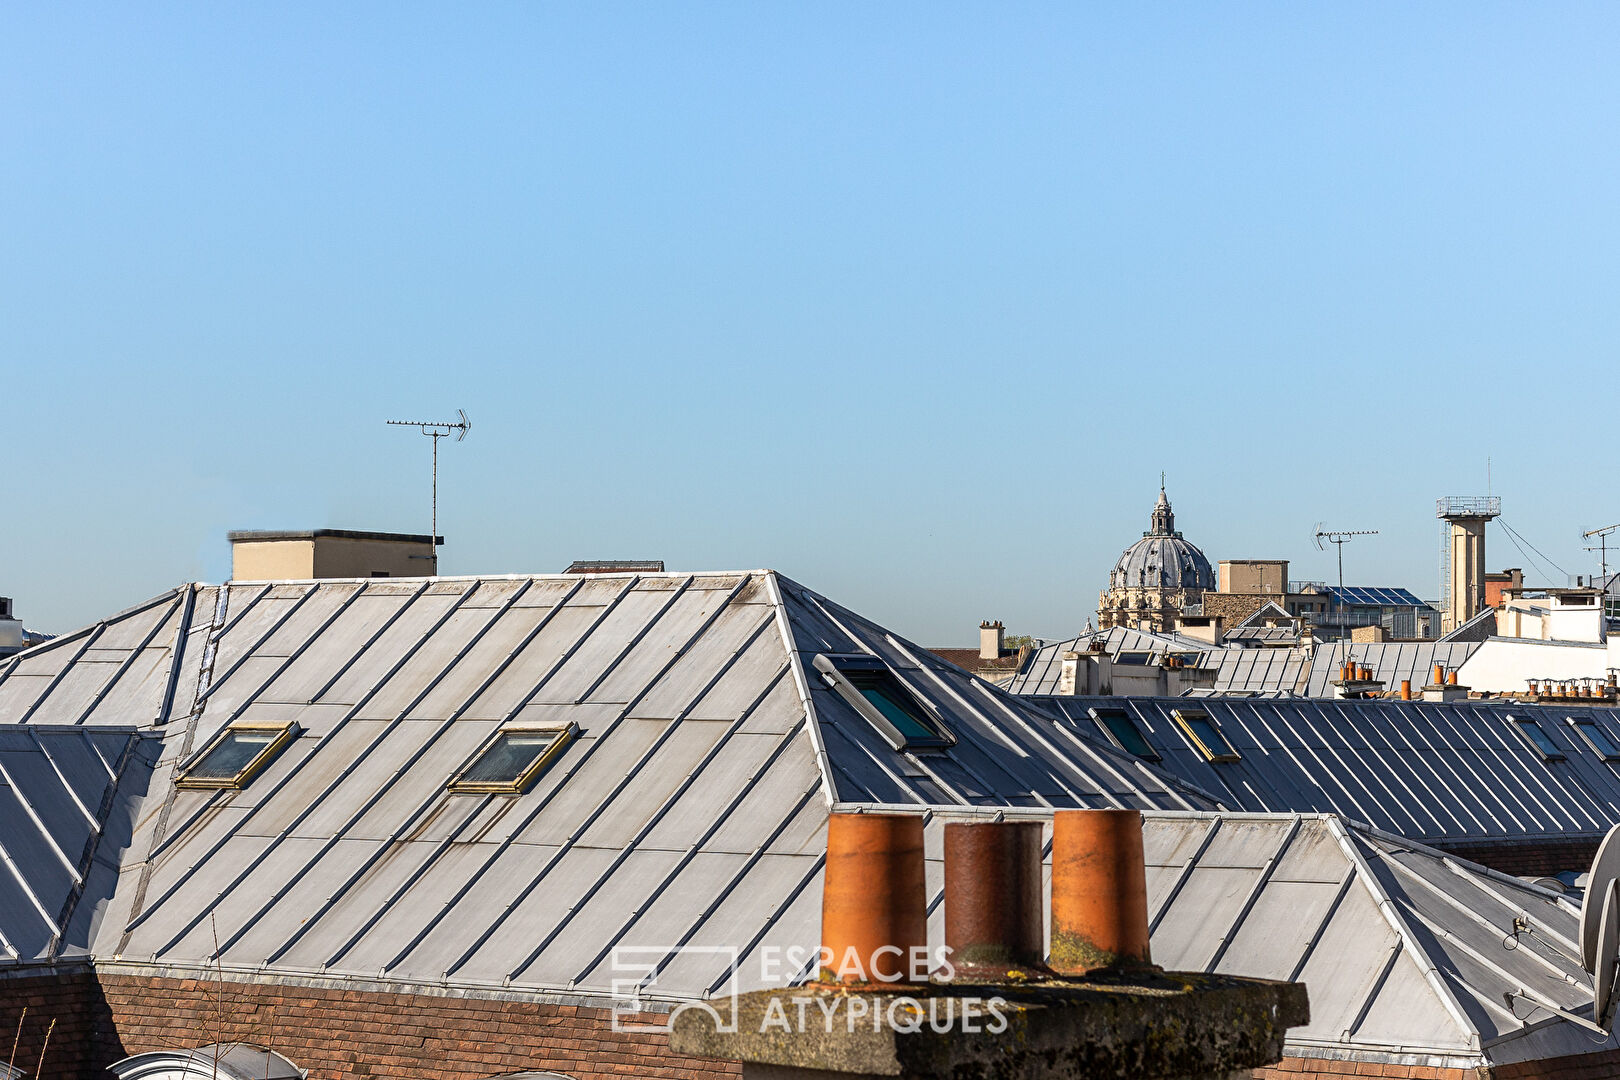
[[1171, 708, 1240, 763], [448, 723, 577, 794], [176, 722, 300, 790], [1507, 714, 1566, 762], [1089, 706, 1160, 761], [813, 654, 953, 751], [1568, 716, 1620, 761]]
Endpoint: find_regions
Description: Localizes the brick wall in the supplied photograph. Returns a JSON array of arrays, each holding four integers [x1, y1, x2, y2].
[[0, 971, 741, 1080], [1430, 836, 1601, 878]]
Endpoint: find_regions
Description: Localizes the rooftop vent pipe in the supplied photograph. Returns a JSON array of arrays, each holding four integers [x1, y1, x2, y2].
[[1050, 809, 1152, 974], [819, 813, 926, 984]]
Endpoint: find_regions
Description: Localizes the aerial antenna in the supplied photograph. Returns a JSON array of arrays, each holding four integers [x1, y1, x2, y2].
[[1313, 525, 1379, 635], [1584, 522, 1620, 592], [386, 409, 470, 574]]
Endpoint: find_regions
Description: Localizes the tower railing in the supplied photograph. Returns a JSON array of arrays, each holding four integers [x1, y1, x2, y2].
[[1436, 496, 1501, 519]]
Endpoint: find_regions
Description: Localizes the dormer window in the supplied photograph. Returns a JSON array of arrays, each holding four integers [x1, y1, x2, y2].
[[176, 723, 299, 790], [813, 654, 952, 751], [448, 724, 576, 794], [1172, 709, 1239, 763]]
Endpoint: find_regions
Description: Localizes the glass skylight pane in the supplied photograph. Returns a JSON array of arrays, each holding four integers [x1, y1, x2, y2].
[[859, 688, 937, 743], [1577, 720, 1620, 758], [1116, 652, 1152, 666], [460, 731, 559, 785], [188, 730, 280, 780], [1098, 712, 1157, 759], [843, 667, 947, 747], [1513, 718, 1564, 760], [1174, 710, 1238, 761]]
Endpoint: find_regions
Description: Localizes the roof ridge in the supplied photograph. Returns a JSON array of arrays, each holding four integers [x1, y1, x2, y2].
[[1325, 816, 1481, 1048]]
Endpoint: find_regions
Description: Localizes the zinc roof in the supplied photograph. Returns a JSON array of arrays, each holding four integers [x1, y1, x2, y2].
[[2, 571, 1209, 1001], [0, 726, 154, 968], [1028, 695, 1620, 850], [1304, 641, 1481, 696], [1135, 812, 1602, 1066]]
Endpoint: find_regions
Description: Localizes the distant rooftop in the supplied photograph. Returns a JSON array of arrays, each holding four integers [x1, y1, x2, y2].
[[227, 529, 442, 545], [563, 559, 665, 574]]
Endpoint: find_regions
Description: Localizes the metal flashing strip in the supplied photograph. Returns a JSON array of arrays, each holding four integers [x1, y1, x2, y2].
[[765, 572, 836, 808], [154, 585, 200, 727]]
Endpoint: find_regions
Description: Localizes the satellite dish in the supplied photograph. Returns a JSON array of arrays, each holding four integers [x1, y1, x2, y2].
[[1597, 880, 1620, 1028], [1582, 824, 1620, 973]]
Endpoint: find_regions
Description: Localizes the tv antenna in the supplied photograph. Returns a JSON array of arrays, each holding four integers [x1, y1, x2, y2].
[[1312, 525, 1379, 591], [386, 409, 470, 573], [1584, 522, 1620, 592]]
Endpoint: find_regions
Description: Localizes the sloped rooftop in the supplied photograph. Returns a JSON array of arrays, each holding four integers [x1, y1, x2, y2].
[[1009, 627, 1482, 698], [0, 571, 1210, 1001], [1028, 694, 1620, 851], [0, 726, 154, 968], [1135, 812, 1603, 1068]]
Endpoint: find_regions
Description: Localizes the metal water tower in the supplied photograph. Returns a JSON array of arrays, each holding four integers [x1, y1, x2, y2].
[[1437, 496, 1500, 633]]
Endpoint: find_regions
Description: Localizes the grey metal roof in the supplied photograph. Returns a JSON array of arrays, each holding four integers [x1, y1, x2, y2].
[[0, 726, 154, 968], [1028, 695, 1620, 850], [1011, 633, 1479, 699], [2, 571, 1210, 1003], [1010, 628, 1308, 696], [1304, 641, 1481, 696], [1440, 607, 1499, 643], [1135, 812, 1602, 1067], [1210, 647, 1309, 694]]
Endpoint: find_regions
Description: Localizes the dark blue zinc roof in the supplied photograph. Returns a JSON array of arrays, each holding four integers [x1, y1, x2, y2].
[[1025, 694, 1620, 850]]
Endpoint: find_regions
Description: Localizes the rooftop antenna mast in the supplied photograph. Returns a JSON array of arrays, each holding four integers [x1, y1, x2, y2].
[[1585, 522, 1620, 592], [1314, 525, 1379, 634], [386, 409, 470, 574]]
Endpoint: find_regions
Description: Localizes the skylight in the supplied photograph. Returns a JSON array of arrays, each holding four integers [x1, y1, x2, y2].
[[448, 724, 576, 794], [1509, 715, 1566, 762], [1171, 709, 1240, 762], [1090, 707, 1160, 760], [1115, 651, 1153, 666], [813, 654, 952, 751], [176, 723, 299, 790], [1570, 717, 1620, 761]]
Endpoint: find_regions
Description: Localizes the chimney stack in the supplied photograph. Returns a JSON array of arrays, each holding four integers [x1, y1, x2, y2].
[[979, 620, 1005, 660]]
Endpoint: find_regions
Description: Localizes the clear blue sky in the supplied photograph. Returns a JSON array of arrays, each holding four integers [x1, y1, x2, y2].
[[5, 3, 1618, 642]]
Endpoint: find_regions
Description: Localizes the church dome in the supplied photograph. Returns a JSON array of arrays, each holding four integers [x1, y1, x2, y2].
[[1108, 488, 1215, 591]]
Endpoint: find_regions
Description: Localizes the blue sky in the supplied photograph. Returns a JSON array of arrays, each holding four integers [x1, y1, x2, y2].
[[4, 3, 1618, 642]]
